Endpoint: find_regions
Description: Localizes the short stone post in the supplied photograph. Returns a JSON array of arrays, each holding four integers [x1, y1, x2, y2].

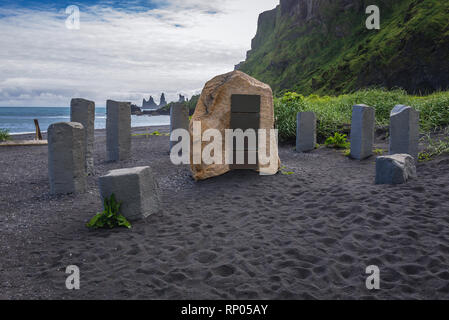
[[389, 105, 420, 161], [70, 98, 95, 174], [169, 102, 189, 151], [375, 154, 417, 185], [48, 122, 86, 194], [296, 111, 316, 152], [99, 166, 161, 221], [350, 104, 375, 160], [106, 100, 131, 162]]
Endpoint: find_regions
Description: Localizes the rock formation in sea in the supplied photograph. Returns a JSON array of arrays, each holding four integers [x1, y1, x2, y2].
[[142, 96, 158, 109], [131, 104, 143, 115], [159, 93, 167, 107]]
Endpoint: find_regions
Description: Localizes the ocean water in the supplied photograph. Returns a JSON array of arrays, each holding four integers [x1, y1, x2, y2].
[[0, 107, 170, 134]]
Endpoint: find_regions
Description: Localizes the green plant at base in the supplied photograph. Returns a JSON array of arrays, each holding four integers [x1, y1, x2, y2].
[[280, 165, 294, 175], [0, 128, 11, 141], [325, 132, 350, 149], [87, 194, 132, 229], [342, 148, 351, 157], [373, 149, 385, 155]]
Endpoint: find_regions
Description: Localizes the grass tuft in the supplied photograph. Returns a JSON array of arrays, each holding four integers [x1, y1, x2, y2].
[[0, 128, 11, 142]]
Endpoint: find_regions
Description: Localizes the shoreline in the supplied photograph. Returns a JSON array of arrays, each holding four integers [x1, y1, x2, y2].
[[9, 125, 170, 140]]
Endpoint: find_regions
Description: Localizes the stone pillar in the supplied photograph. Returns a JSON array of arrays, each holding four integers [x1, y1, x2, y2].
[[99, 166, 161, 221], [48, 122, 86, 194], [296, 111, 316, 152], [70, 98, 95, 174], [350, 104, 375, 160], [389, 105, 420, 161], [169, 102, 189, 151], [106, 100, 131, 162]]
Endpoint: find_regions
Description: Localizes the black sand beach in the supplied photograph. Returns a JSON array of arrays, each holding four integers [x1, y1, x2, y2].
[[1, 126, 449, 299]]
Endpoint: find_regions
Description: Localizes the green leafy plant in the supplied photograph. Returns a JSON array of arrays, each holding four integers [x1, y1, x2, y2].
[[280, 165, 294, 175], [87, 194, 131, 229], [325, 132, 350, 149], [373, 148, 386, 155], [342, 148, 351, 157], [132, 130, 169, 138], [0, 128, 11, 141]]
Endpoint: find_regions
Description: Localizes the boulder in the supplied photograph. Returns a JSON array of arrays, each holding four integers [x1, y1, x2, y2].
[[189, 70, 280, 180], [375, 154, 417, 185], [99, 166, 160, 221]]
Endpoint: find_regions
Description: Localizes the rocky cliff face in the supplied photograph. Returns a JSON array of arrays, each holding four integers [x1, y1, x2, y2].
[[239, 0, 449, 95]]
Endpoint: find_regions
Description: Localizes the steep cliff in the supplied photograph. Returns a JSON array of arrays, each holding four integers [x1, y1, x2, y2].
[[238, 0, 449, 95]]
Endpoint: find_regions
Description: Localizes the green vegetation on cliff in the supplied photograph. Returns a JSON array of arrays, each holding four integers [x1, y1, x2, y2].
[[239, 0, 449, 96]]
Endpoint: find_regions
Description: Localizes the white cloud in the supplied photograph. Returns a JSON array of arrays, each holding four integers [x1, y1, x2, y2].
[[0, 0, 278, 107]]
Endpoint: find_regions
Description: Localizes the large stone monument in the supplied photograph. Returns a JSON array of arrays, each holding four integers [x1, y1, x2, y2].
[[189, 70, 280, 180], [106, 100, 131, 162], [296, 111, 316, 152], [350, 104, 375, 160], [48, 122, 86, 194], [99, 166, 160, 221], [70, 98, 95, 174], [170, 102, 190, 151], [389, 105, 420, 161]]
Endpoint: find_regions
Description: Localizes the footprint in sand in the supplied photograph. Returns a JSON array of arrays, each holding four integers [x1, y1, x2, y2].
[[213, 264, 235, 277], [195, 250, 218, 264]]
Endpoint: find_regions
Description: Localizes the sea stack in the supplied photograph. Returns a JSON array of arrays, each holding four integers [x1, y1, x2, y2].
[[159, 93, 167, 107]]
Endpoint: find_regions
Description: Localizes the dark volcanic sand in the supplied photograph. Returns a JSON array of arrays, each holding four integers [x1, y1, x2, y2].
[[1, 126, 449, 300]]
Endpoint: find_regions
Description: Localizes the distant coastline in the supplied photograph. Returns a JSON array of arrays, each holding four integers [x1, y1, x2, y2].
[[0, 106, 170, 134]]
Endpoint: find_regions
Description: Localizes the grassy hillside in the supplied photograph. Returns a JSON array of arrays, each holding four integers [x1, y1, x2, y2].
[[239, 0, 449, 96]]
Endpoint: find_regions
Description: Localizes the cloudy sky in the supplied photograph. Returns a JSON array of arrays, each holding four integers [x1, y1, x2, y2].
[[0, 0, 278, 107]]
